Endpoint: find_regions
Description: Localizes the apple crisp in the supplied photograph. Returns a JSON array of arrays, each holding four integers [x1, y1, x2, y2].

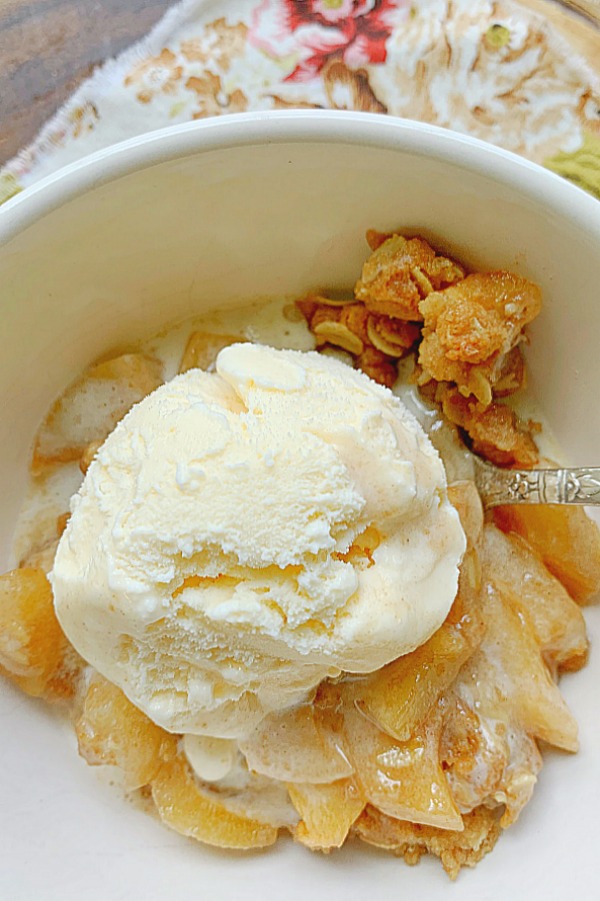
[[1, 232, 599, 879]]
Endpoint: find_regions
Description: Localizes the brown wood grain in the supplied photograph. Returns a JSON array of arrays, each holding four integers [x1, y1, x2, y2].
[[0, 0, 174, 164]]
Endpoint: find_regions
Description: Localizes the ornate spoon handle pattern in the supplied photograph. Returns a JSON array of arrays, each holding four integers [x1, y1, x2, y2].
[[473, 459, 600, 509]]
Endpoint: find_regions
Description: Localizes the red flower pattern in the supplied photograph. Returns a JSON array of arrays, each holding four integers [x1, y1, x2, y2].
[[249, 0, 409, 82]]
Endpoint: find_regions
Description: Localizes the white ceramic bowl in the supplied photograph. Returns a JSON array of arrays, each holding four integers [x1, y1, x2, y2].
[[0, 111, 599, 901]]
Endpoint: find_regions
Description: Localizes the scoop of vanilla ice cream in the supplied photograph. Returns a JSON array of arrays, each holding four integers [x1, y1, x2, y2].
[[51, 344, 465, 738]]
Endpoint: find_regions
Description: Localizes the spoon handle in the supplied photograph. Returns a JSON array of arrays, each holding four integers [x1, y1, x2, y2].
[[473, 460, 600, 509]]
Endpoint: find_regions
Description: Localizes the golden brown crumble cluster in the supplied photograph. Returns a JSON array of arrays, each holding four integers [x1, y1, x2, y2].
[[297, 231, 542, 468]]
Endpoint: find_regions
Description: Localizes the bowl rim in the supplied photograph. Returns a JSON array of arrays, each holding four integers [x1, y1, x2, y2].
[[1, 110, 599, 245]]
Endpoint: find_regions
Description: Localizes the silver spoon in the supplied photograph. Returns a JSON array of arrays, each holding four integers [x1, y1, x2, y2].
[[472, 457, 600, 509]]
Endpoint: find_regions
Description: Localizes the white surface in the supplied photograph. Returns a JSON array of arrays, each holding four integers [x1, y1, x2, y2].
[[0, 111, 599, 900]]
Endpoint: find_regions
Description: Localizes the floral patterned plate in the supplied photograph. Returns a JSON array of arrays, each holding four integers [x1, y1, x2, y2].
[[1, 0, 599, 203]]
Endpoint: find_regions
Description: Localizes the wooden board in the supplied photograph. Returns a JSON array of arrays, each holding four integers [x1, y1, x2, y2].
[[0, 0, 173, 164]]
